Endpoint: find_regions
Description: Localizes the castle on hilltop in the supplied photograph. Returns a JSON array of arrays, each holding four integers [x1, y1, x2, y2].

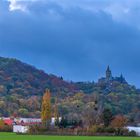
[[98, 66, 127, 84]]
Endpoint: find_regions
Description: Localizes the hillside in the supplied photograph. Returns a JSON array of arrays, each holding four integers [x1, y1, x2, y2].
[[0, 57, 76, 117], [0, 57, 140, 124], [0, 57, 76, 96]]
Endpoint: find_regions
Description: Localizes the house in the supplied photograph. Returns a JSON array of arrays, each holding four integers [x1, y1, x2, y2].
[[13, 125, 29, 133], [13, 117, 61, 133], [0, 117, 13, 125], [4, 118, 13, 125], [127, 126, 140, 136], [13, 118, 42, 133], [0, 117, 61, 133]]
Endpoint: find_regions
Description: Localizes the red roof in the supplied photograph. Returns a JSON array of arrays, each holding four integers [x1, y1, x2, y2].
[[4, 119, 13, 126], [3, 118, 41, 126]]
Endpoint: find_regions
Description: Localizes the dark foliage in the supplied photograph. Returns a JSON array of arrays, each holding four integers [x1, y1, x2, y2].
[[102, 108, 113, 127]]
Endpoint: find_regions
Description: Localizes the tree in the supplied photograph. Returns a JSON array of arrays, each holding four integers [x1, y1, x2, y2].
[[102, 108, 113, 127], [111, 115, 127, 128], [59, 117, 68, 128], [54, 98, 59, 120], [18, 108, 29, 117], [0, 119, 5, 128], [41, 89, 51, 126]]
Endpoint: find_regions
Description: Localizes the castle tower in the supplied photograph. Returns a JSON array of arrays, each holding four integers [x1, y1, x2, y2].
[[119, 74, 126, 83], [106, 66, 112, 80]]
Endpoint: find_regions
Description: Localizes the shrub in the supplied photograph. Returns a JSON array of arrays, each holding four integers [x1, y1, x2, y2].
[[28, 125, 49, 134], [0, 125, 12, 132], [105, 127, 116, 133], [115, 128, 124, 136], [87, 125, 98, 134], [96, 126, 105, 133], [128, 130, 137, 136], [96, 126, 116, 133]]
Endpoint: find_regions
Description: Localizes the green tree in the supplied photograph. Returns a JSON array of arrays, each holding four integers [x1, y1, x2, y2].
[[18, 108, 29, 117], [59, 117, 68, 128], [102, 108, 113, 127]]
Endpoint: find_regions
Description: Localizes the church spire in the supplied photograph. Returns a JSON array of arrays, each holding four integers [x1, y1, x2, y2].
[[106, 65, 112, 80], [119, 73, 126, 83], [120, 73, 123, 78], [107, 65, 110, 71]]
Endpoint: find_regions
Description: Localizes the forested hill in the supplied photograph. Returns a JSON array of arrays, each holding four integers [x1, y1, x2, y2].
[[0, 56, 140, 122], [0, 57, 76, 97], [0, 56, 139, 97]]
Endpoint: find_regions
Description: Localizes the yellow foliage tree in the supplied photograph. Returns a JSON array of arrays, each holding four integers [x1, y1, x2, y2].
[[0, 119, 5, 128], [41, 89, 51, 126]]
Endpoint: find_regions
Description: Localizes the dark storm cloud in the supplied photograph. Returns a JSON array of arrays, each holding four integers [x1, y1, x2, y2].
[[1, 0, 140, 87]]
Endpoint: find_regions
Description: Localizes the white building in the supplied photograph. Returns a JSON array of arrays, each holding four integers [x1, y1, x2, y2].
[[13, 118, 41, 133], [13, 125, 29, 133], [127, 126, 140, 136]]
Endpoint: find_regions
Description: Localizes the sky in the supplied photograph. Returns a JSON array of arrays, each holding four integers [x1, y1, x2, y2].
[[0, 0, 140, 87]]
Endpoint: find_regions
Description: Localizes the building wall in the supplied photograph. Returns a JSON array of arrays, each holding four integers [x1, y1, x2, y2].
[[127, 126, 140, 136], [13, 125, 29, 133]]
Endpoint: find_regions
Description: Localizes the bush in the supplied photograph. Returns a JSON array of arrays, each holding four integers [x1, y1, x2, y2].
[[114, 128, 136, 136], [115, 128, 127, 136], [96, 126, 116, 133], [96, 126, 105, 133], [28, 125, 49, 134], [0, 125, 12, 132], [87, 125, 98, 134], [128, 130, 137, 136], [105, 127, 116, 133]]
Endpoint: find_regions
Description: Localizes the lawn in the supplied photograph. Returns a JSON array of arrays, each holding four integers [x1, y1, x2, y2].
[[0, 133, 140, 140]]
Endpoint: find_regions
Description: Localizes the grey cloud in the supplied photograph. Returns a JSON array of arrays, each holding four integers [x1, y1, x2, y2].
[[0, 1, 140, 87]]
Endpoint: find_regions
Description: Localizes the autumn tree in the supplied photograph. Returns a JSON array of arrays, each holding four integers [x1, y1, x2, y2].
[[111, 115, 127, 128], [0, 119, 5, 128], [41, 89, 51, 126]]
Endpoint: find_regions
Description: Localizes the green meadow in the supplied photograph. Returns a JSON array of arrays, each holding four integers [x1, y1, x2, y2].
[[0, 133, 140, 140]]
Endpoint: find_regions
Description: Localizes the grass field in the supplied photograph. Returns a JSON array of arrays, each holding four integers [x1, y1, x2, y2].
[[0, 133, 140, 140]]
